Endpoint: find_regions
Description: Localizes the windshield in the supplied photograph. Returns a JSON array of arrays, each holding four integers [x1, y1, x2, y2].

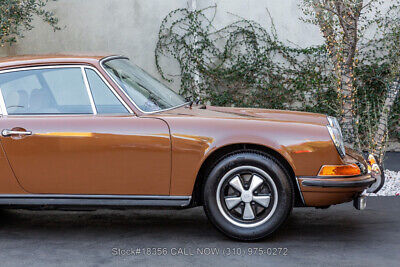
[[102, 58, 185, 112]]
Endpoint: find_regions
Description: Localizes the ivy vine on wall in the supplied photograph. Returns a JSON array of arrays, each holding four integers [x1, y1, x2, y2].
[[156, 6, 337, 113], [155, 5, 399, 155]]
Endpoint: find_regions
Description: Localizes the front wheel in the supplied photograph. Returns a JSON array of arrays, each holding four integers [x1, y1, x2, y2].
[[203, 151, 294, 240]]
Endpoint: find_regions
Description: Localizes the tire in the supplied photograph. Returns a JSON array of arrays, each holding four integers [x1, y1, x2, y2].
[[203, 150, 294, 241]]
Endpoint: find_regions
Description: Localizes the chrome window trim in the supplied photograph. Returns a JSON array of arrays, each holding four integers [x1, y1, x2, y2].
[[0, 85, 7, 116], [0, 64, 90, 74], [100, 55, 189, 115], [0, 64, 134, 116], [81, 67, 97, 115], [83, 66, 133, 114]]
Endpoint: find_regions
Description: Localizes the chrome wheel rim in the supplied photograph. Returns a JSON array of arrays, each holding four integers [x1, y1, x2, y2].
[[216, 166, 278, 228]]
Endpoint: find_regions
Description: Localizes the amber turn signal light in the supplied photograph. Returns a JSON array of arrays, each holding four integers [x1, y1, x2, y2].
[[318, 163, 361, 177]]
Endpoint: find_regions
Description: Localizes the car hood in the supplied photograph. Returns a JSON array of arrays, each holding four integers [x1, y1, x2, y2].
[[156, 105, 328, 126]]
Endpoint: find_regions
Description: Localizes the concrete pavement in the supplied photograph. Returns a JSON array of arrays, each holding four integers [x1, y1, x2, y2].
[[0, 197, 398, 267]]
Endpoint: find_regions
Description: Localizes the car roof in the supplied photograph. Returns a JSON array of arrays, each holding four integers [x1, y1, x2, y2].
[[0, 54, 113, 70]]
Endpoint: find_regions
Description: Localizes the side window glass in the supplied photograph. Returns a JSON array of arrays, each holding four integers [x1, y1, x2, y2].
[[85, 68, 129, 114], [0, 68, 93, 115]]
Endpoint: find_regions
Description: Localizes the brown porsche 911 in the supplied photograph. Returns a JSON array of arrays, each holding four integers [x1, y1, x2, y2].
[[0, 55, 384, 240]]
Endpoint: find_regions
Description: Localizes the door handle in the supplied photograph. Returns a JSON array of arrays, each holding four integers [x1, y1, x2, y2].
[[2, 129, 32, 137]]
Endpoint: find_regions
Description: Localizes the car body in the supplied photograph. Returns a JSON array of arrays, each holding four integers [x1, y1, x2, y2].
[[0, 55, 384, 240]]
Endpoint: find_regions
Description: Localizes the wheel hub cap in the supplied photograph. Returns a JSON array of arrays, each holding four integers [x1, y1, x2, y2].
[[241, 191, 253, 203], [216, 166, 278, 228]]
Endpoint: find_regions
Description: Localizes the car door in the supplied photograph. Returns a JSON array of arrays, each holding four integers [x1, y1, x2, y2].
[[0, 65, 171, 195]]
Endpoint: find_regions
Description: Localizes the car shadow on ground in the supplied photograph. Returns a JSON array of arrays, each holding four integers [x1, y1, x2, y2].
[[0, 202, 378, 244]]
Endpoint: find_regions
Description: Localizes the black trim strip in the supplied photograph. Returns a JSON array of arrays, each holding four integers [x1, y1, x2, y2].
[[100, 55, 129, 64], [0, 194, 192, 208], [301, 177, 376, 188], [299, 174, 365, 179], [295, 177, 305, 205]]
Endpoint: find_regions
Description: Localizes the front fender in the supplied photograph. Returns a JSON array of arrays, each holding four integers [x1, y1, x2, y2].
[[160, 116, 341, 196]]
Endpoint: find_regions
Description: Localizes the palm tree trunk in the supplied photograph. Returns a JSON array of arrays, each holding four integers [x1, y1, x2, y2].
[[339, 67, 357, 147]]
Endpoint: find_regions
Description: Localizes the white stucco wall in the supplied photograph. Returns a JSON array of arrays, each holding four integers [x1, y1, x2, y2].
[[0, 0, 323, 89]]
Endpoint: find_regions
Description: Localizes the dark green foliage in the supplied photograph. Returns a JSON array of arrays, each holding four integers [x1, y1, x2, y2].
[[0, 0, 60, 46]]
